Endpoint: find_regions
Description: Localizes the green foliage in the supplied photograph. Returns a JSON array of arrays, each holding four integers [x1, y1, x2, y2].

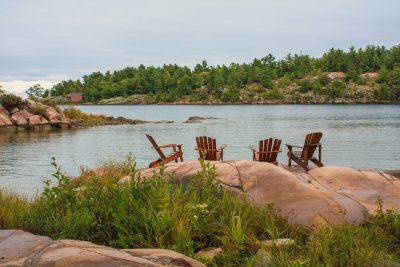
[[1, 159, 400, 266], [0, 189, 30, 228], [221, 86, 240, 102], [26, 84, 46, 98], [298, 79, 313, 93], [375, 84, 389, 100], [47, 45, 400, 103], [0, 93, 25, 112], [356, 76, 369, 85], [327, 80, 346, 101], [29, 104, 47, 117], [62, 106, 105, 126]]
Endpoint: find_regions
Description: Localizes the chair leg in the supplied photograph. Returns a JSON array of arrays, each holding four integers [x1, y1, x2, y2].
[[311, 159, 323, 167], [287, 152, 292, 167], [172, 147, 178, 163]]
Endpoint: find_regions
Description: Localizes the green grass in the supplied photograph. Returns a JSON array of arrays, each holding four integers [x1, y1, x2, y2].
[[1, 158, 400, 266]]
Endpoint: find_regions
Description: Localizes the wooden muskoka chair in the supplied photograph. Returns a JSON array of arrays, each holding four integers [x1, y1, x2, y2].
[[195, 136, 227, 161], [250, 138, 282, 165], [286, 132, 323, 171], [146, 134, 183, 168]]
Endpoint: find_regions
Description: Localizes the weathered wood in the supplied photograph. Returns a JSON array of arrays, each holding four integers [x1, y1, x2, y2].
[[250, 138, 282, 165], [195, 136, 227, 161], [146, 134, 183, 168], [286, 132, 323, 171]]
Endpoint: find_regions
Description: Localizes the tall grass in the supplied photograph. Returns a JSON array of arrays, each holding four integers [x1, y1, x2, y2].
[[1, 158, 400, 266], [63, 106, 105, 126]]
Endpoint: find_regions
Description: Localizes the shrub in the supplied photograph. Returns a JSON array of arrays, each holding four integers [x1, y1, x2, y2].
[[356, 76, 369, 86], [0, 93, 25, 112], [30, 105, 47, 117], [327, 79, 346, 100], [298, 79, 313, 93], [375, 84, 389, 100], [63, 106, 104, 126]]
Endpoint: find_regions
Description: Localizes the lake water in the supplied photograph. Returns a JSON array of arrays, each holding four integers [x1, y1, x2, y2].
[[0, 104, 399, 196]]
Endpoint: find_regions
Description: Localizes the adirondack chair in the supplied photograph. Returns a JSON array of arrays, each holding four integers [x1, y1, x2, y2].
[[286, 132, 323, 171], [250, 138, 282, 165], [195, 136, 227, 161], [146, 134, 183, 168]]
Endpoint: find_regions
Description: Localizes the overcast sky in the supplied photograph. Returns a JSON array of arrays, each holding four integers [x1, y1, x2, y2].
[[1, 0, 399, 95]]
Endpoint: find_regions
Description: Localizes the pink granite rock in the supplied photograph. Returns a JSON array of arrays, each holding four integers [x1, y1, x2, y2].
[[137, 161, 400, 226], [0, 230, 205, 267], [43, 106, 69, 125], [308, 166, 400, 214], [28, 115, 49, 127], [0, 107, 13, 127], [196, 247, 223, 258], [10, 110, 33, 127], [327, 72, 345, 80]]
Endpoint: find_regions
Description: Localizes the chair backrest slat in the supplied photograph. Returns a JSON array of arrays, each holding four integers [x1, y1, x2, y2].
[[301, 132, 323, 158], [196, 136, 218, 160], [258, 138, 281, 163], [146, 134, 166, 159], [271, 139, 282, 162]]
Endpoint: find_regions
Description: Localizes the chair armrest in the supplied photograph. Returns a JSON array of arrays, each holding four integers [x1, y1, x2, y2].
[[286, 144, 303, 149], [195, 147, 220, 152], [304, 143, 322, 147], [219, 144, 227, 150], [249, 145, 257, 152], [257, 150, 282, 154], [155, 144, 179, 149]]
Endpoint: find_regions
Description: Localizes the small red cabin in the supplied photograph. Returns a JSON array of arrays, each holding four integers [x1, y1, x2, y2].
[[69, 92, 83, 103]]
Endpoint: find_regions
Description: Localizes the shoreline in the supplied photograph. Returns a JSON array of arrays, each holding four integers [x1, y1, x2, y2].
[[75, 101, 400, 106]]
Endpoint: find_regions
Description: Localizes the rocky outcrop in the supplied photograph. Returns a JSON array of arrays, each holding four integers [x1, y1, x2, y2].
[[44, 106, 70, 126], [0, 100, 68, 129], [185, 116, 220, 123], [0, 100, 152, 130], [97, 94, 156, 105], [327, 72, 346, 80], [10, 110, 33, 127], [133, 161, 400, 227], [28, 115, 49, 127], [361, 72, 379, 80], [0, 230, 205, 267], [196, 247, 223, 259], [0, 107, 13, 127]]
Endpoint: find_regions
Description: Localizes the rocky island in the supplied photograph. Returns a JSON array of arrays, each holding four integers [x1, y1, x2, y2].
[[0, 92, 164, 130]]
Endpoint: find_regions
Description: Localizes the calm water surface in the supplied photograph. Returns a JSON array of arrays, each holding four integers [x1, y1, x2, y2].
[[0, 105, 399, 195]]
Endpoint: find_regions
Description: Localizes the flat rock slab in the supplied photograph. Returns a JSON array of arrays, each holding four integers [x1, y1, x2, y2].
[[0, 230, 205, 267], [139, 160, 400, 226]]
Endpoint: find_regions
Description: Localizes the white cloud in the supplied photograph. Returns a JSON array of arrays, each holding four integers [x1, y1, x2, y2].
[[0, 80, 58, 97]]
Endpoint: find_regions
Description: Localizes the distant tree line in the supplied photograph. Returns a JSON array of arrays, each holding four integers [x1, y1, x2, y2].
[[49, 45, 400, 102]]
